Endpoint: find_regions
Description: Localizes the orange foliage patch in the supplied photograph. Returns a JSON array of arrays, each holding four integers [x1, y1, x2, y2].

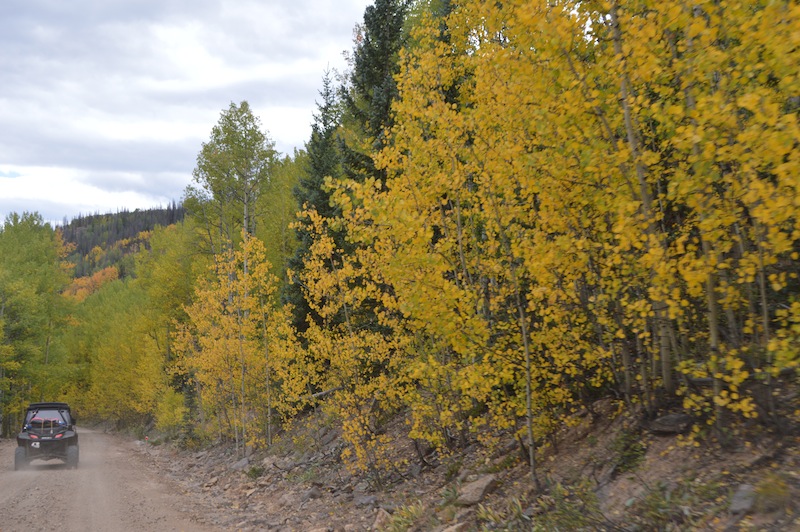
[[63, 266, 119, 302]]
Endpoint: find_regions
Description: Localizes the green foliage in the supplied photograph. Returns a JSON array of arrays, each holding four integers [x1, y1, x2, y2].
[[444, 458, 462, 482], [439, 484, 459, 506], [70, 279, 165, 425], [177, 429, 212, 452], [284, 71, 344, 334], [485, 454, 519, 474], [624, 477, 730, 530], [155, 388, 187, 435], [135, 221, 202, 325], [526, 481, 608, 531], [339, 0, 409, 186], [0, 213, 73, 436], [245, 465, 265, 480], [298, 72, 342, 220], [476, 497, 533, 532], [755, 473, 792, 513], [629, 482, 696, 529], [255, 152, 301, 292], [185, 100, 278, 253], [287, 465, 319, 484], [611, 428, 647, 474]]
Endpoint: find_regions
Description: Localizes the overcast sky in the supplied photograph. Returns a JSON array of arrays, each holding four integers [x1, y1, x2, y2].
[[0, 0, 372, 225]]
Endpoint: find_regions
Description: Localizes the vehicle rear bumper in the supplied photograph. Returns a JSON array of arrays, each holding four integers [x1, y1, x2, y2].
[[17, 435, 77, 460]]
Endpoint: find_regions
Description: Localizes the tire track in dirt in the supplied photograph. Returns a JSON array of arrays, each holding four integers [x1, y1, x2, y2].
[[0, 428, 217, 532]]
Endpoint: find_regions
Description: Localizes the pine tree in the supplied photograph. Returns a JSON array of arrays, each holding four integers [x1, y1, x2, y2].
[[339, 0, 410, 184], [284, 72, 344, 333]]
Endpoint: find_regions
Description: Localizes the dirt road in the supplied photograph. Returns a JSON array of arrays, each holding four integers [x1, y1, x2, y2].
[[0, 428, 216, 532]]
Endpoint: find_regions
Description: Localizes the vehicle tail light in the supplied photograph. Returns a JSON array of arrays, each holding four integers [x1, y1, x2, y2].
[[30, 434, 39, 439], [55, 433, 63, 438]]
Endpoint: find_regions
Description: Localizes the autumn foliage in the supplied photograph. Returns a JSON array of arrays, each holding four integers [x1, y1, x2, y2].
[[64, 266, 119, 302], [294, 0, 800, 477], [174, 235, 308, 450], [2, 0, 798, 483]]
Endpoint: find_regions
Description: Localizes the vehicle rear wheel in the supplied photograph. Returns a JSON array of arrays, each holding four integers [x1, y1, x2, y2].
[[14, 447, 28, 471], [66, 445, 79, 469]]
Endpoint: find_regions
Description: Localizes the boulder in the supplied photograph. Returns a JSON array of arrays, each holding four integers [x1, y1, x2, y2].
[[456, 474, 498, 506], [231, 456, 250, 470], [372, 508, 392, 531], [302, 486, 324, 501], [648, 413, 693, 435], [355, 494, 378, 507], [730, 484, 756, 515]]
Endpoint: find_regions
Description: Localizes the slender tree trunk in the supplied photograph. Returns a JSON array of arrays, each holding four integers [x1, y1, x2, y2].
[[511, 271, 539, 490], [0, 365, 5, 438], [235, 306, 247, 455], [610, 1, 674, 402], [754, 223, 779, 424], [262, 315, 273, 446], [637, 335, 653, 416], [675, 6, 726, 430], [701, 237, 724, 430], [44, 321, 51, 365], [621, 340, 633, 406], [483, 178, 541, 488], [659, 316, 673, 395]]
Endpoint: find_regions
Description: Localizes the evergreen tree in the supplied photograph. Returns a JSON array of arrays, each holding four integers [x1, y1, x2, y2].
[[284, 72, 343, 333], [286, 1, 411, 336], [339, 0, 410, 184]]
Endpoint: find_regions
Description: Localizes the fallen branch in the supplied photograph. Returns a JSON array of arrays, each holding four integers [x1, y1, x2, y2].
[[308, 386, 343, 401]]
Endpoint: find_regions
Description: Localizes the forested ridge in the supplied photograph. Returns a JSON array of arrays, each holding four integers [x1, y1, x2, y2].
[[1, 0, 799, 526], [59, 204, 185, 277]]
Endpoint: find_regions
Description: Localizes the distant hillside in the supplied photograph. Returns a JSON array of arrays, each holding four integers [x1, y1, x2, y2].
[[60, 203, 185, 278]]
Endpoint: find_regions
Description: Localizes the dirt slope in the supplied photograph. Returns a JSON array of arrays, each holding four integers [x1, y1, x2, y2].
[[0, 428, 216, 532], [131, 404, 800, 531], [3, 407, 799, 531]]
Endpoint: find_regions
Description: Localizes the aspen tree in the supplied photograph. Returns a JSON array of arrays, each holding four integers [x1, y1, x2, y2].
[[186, 101, 278, 257], [177, 236, 305, 450], [297, 0, 799, 476]]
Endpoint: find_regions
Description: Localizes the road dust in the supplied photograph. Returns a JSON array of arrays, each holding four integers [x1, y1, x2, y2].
[[0, 428, 215, 532]]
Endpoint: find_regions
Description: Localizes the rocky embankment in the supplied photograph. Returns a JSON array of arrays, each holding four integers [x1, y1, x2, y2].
[[134, 404, 800, 531]]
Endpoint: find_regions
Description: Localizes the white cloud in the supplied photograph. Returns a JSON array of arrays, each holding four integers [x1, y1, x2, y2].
[[0, 0, 371, 225], [1, 166, 177, 224]]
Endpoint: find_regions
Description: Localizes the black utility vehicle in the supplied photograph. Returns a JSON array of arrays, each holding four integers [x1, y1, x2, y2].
[[15, 402, 79, 470]]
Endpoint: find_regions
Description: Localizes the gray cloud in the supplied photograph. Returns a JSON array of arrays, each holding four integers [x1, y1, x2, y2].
[[0, 0, 368, 224]]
